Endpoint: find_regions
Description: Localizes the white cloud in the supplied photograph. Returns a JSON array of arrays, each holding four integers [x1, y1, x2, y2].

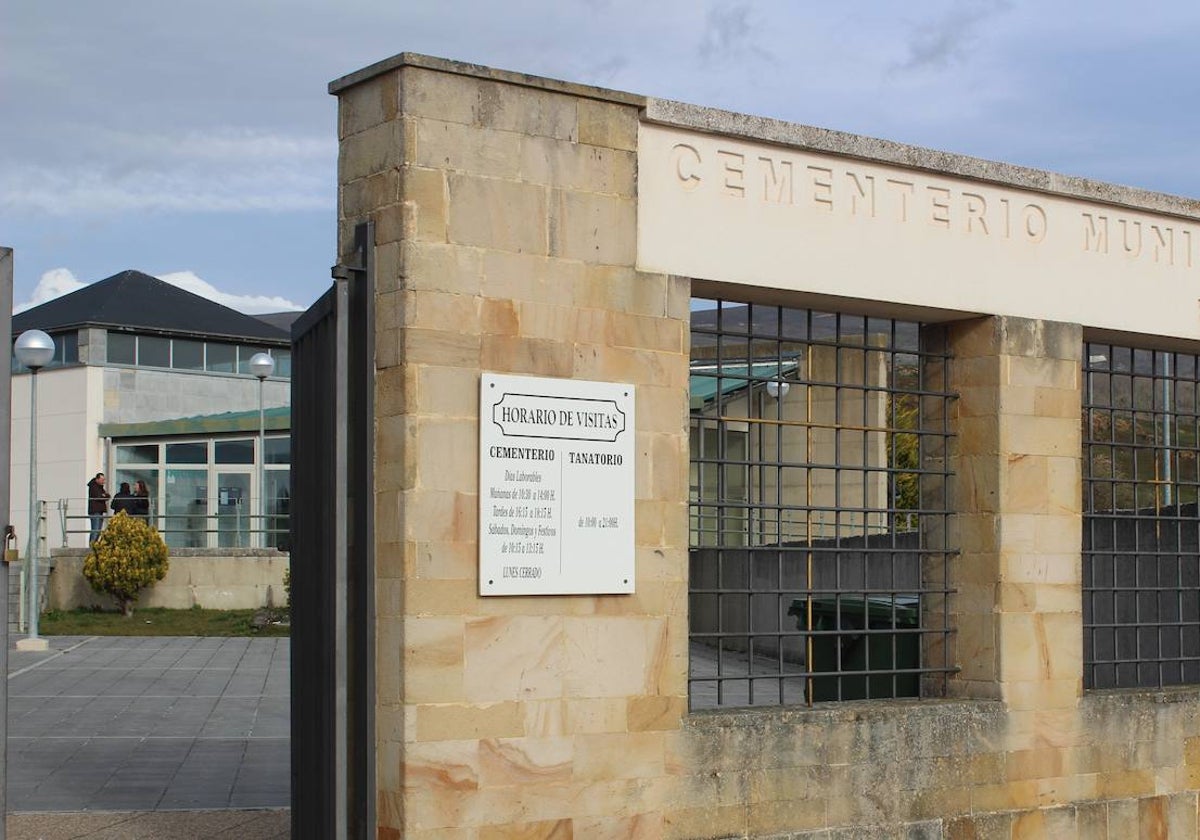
[[14, 268, 304, 315], [159, 271, 304, 314], [14, 268, 87, 313]]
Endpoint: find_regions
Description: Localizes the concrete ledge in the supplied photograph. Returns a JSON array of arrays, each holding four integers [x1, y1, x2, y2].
[[1081, 684, 1200, 710], [685, 695, 1005, 728], [328, 51, 645, 106], [47, 549, 289, 611]]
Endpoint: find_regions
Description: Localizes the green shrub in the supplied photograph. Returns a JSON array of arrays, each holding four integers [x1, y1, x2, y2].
[[282, 564, 291, 610], [83, 511, 170, 616]]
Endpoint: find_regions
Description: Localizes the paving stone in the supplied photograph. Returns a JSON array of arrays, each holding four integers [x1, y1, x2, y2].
[[6, 636, 291, 813]]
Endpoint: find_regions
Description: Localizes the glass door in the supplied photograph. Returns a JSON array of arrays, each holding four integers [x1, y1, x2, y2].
[[264, 469, 290, 549], [164, 469, 207, 548], [216, 472, 252, 548]]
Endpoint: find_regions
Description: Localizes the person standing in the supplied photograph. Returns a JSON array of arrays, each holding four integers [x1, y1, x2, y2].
[[111, 482, 136, 517], [133, 480, 151, 522], [86, 472, 109, 543]]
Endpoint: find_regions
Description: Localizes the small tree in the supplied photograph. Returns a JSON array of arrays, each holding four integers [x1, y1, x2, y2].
[[83, 511, 170, 616]]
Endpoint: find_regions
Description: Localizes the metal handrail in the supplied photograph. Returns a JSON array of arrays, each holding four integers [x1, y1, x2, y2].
[[55, 498, 290, 549]]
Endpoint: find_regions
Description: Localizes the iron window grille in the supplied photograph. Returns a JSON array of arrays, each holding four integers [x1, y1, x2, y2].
[[688, 299, 957, 709], [1083, 342, 1200, 689]]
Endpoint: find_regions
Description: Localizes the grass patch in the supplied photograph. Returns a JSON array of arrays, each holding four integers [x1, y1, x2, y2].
[[40, 606, 290, 637]]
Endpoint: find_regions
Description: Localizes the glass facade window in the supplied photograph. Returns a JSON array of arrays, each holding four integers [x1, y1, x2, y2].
[[139, 335, 170, 368], [172, 339, 204, 370], [237, 347, 270, 375], [108, 332, 136, 365], [116, 444, 159, 464], [84, 330, 290, 377], [265, 437, 290, 465], [18, 329, 289, 377], [206, 342, 236, 373], [166, 442, 207, 464], [274, 349, 292, 378], [57, 331, 78, 365], [215, 439, 254, 464], [106, 434, 290, 550]]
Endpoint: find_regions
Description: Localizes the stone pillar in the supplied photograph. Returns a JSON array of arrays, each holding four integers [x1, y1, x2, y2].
[[333, 56, 690, 837], [948, 315, 1083, 714], [77, 327, 106, 365]]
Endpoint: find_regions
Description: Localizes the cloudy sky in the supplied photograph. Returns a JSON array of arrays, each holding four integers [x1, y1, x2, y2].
[[5, 1, 1200, 313]]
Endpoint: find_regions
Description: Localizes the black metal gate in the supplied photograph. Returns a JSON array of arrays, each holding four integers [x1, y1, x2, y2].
[[290, 222, 375, 839]]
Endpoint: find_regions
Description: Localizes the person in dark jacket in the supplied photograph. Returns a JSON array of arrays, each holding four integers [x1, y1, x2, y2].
[[86, 473, 109, 543], [111, 482, 136, 517], [133, 480, 151, 521]]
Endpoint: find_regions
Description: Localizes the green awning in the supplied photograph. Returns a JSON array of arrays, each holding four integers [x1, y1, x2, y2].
[[690, 361, 798, 409], [99, 406, 290, 439]]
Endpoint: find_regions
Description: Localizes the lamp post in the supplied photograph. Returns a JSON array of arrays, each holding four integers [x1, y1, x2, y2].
[[14, 329, 54, 652], [249, 353, 275, 548]]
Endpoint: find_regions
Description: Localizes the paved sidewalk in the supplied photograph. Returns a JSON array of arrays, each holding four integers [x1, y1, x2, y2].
[[6, 808, 289, 839], [7, 636, 290, 813]]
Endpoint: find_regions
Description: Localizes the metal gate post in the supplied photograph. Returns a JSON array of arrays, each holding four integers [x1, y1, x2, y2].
[[331, 221, 375, 840], [291, 222, 374, 840]]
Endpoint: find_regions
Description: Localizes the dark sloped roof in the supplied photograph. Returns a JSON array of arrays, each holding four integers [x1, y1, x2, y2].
[[12, 270, 289, 343], [254, 311, 304, 333]]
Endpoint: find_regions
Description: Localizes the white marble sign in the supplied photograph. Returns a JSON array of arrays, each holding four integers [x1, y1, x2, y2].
[[479, 373, 635, 595]]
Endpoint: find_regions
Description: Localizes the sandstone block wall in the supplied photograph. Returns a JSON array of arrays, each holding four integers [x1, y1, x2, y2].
[[336, 56, 690, 838], [949, 316, 1084, 706], [334, 54, 1200, 839]]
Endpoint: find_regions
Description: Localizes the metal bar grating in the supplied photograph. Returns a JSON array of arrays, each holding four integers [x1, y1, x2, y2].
[[1083, 342, 1200, 689], [688, 300, 957, 709]]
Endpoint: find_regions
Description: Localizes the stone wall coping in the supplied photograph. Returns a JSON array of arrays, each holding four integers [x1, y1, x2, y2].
[[684, 697, 1006, 729], [331, 52, 1200, 219], [681, 688, 1200, 732], [50, 547, 287, 559], [1081, 685, 1200, 708], [328, 51, 646, 107], [642, 97, 1200, 221]]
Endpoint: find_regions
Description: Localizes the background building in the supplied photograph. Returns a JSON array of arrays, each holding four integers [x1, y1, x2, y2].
[[10, 270, 294, 551]]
